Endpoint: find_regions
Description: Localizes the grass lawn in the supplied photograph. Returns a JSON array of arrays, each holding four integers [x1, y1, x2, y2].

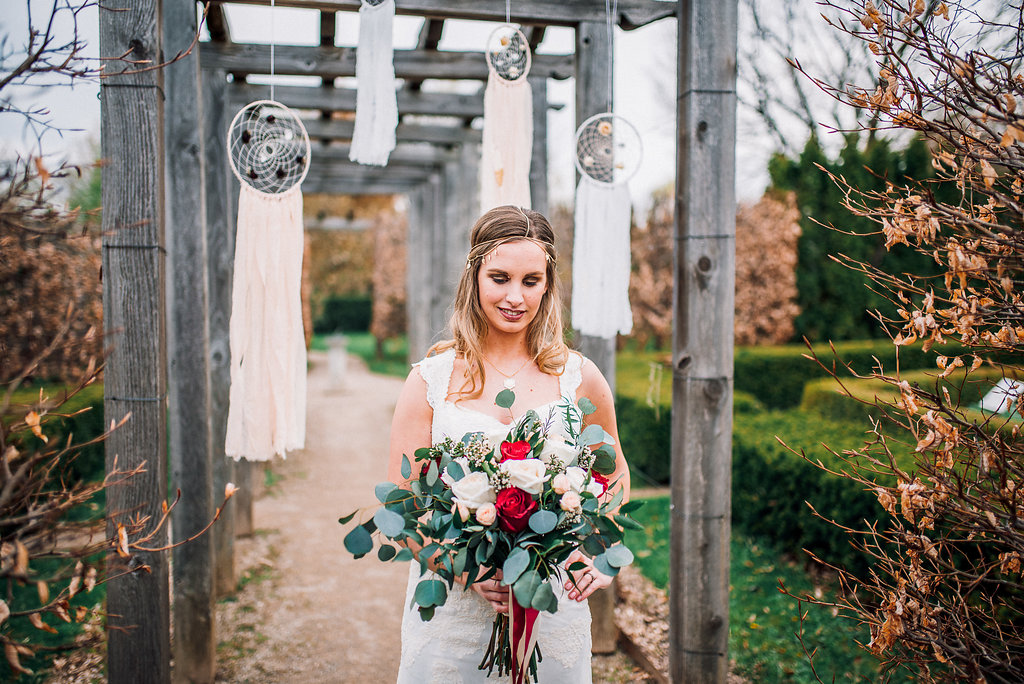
[[315, 332, 410, 378], [624, 496, 901, 683]]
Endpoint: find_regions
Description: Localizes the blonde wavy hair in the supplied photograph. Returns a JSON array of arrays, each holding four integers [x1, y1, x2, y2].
[[429, 205, 569, 399]]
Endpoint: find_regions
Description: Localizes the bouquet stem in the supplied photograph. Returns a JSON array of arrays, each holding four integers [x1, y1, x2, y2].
[[479, 612, 542, 683]]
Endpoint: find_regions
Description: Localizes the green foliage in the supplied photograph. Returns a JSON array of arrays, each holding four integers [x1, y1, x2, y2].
[[769, 135, 948, 342], [68, 163, 102, 215], [623, 498, 894, 682], [337, 332, 409, 377], [313, 295, 373, 334], [8, 382, 106, 485], [732, 410, 894, 576], [614, 394, 672, 486]]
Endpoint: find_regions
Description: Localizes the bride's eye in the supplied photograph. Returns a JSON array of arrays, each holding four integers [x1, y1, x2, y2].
[[490, 274, 508, 284]]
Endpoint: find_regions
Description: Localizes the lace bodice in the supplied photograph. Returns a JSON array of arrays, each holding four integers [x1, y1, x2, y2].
[[396, 348, 593, 684]]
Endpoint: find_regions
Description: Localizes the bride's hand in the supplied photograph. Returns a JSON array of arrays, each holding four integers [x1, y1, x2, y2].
[[470, 570, 509, 614], [564, 549, 612, 602]]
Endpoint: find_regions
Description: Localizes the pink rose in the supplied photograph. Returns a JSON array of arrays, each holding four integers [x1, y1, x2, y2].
[[476, 502, 497, 526]]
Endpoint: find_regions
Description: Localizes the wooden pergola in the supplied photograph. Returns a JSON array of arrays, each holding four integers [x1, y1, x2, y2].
[[99, 0, 735, 681]]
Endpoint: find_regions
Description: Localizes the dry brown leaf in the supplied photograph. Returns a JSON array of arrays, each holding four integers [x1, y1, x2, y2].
[[116, 524, 130, 558], [0, 599, 9, 625], [5, 642, 33, 675], [34, 156, 50, 187], [24, 410, 48, 443], [29, 611, 58, 634], [37, 580, 49, 604], [85, 565, 97, 592], [14, 541, 29, 577]]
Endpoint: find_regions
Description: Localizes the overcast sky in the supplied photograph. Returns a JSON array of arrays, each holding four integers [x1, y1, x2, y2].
[[1, 2, 773, 212]]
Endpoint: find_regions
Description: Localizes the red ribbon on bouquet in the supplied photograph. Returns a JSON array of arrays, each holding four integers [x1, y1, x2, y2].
[[509, 598, 540, 684]]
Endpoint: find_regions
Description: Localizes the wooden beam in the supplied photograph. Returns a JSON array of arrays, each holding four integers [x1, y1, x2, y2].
[[200, 43, 575, 81], [227, 82, 485, 118], [307, 165, 436, 182], [99, 1, 171, 681], [525, 26, 547, 52], [671, 0, 737, 681], [201, 67, 239, 600], [165, 1, 216, 680], [210, 0, 677, 30], [300, 176, 427, 195], [310, 143, 459, 166], [206, 2, 231, 43], [408, 19, 446, 92], [302, 117, 483, 145]]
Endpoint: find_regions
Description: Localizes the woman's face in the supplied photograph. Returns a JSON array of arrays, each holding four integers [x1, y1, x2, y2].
[[476, 239, 549, 337]]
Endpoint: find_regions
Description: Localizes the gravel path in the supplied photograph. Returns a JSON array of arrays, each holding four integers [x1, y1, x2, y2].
[[214, 352, 645, 683]]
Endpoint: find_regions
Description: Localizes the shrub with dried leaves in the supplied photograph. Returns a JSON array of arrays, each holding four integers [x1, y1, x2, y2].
[[781, 1, 1024, 681]]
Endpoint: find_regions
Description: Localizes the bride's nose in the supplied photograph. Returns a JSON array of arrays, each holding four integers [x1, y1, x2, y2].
[[504, 283, 524, 306]]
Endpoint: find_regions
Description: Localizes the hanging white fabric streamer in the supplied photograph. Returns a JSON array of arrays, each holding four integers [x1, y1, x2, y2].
[[480, 76, 533, 211], [225, 184, 307, 461], [349, 0, 397, 166], [571, 177, 633, 338]]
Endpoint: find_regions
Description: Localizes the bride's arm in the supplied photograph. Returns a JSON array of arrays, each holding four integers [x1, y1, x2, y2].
[[387, 368, 509, 613]]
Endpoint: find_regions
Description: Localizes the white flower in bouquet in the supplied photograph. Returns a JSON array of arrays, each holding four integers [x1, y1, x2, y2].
[[450, 471, 496, 510], [500, 458, 548, 495], [440, 456, 471, 487], [564, 466, 588, 493], [539, 438, 580, 468], [585, 480, 605, 498], [475, 502, 497, 526], [551, 473, 572, 495], [560, 490, 583, 513]]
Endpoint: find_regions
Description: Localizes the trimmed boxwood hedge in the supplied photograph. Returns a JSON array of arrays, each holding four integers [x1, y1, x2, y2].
[[314, 294, 373, 333], [616, 393, 890, 573]]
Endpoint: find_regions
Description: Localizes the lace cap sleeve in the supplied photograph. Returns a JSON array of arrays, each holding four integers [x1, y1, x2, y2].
[[558, 351, 587, 400], [412, 349, 456, 410]]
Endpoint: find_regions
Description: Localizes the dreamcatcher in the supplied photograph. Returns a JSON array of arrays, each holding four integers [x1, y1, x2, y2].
[[349, 0, 398, 166], [224, 3, 312, 463], [480, 18, 533, 211], [571, 0, 643, 338]]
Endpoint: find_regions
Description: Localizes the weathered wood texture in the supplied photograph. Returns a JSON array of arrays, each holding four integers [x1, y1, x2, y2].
[[212, 0, 677, 29], [227, 82, 484, 118], [233, 459, 255, 536], [164, 1, 215, 680], [302, 117, 482, 145], [529, 76, 548, 216], [202, 43, 574, 81], [671, 0, 737, 681], [405, 187, 429, 361], [300, 177, 428, 195], [201, 67, 238, 599], [99, 2, 170, 681], [310, 143, 459, 166], [574, 19, 619, 653]]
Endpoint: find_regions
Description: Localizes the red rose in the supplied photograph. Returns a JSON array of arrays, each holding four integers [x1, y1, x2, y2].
[[494, 487, 538, 533], [499, 440, 532, 462], [590, 470, 610, 496]]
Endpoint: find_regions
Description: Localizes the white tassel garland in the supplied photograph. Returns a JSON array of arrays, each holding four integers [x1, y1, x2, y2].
[[571, 177, 633, 338], [349, 0, 397, 166], [225, 184, 307, 461]]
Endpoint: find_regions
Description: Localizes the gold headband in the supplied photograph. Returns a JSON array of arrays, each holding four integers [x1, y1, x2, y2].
[[465, 236, 555, 269]]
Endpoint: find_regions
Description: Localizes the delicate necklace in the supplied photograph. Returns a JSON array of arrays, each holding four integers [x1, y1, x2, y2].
[[481, 354, 534, 390]]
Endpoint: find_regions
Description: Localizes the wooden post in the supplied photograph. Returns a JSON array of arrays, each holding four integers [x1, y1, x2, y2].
[[426, 171, 447, 346], [201, 66, 238, 598], [406, 186, 430, 362], [99, 2, 170, 681], [528, 75, 549, 216], [164, 0, 215, 679], [575, 19, 618, 655], [671, 0, 737, 681]]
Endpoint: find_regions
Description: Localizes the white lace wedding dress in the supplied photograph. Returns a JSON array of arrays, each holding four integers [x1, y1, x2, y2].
[[396, 348, 593, 683]]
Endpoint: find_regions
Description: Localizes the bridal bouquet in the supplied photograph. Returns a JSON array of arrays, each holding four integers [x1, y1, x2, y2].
[[339, 388, 642, 684]]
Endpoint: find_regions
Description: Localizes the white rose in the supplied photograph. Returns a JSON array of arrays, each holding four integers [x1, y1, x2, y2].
[[440, 456, 471, 487], [476, 502, 497, 526], [585, 481, 605, 498], [564, 466, 588, 493], [539, 438, 580, 468], [456, 501, 471, 521], [500, 458, 548, 495], [560, 490, 582, 512], [450, 471, 496, 510], [551, 473, 572, 495], [484, 428, 510, 451]]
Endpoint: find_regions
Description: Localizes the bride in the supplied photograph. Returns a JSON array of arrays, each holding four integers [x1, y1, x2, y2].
[[387, 205, 631, 682]]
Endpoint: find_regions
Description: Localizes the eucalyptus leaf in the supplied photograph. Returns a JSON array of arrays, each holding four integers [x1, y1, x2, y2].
[[495, 388, 516, 409], [619, 500, 644, 515], [338, 511, 357, 525], [343, 525, 373, 557], [605, 544, 635, 568], [378, 545, 398, 562], [502, 548, 531, 585], [593, 553, 619, 577], [614, 513, 645, 531], [394, 548, 414, 562], [531, 581, 557, 612], [401, 454, 412, 479], [528, 510, 558, 535], [577, 397, 597, 415], [445, 461, 465, 481], [567, 561, 588, 572], [375, 482, 398, 503], [454, 547, 469, 576], [580, 424, 607, 447], [373, 508, 406, 538], [583, 534, 607, 556], [426, 460, 439, 487], [513, 570, 542, 608], [417, 605, 435, 621]]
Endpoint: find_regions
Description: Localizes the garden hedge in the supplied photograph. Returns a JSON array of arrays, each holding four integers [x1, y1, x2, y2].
[[313, 294, 373, 333]]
